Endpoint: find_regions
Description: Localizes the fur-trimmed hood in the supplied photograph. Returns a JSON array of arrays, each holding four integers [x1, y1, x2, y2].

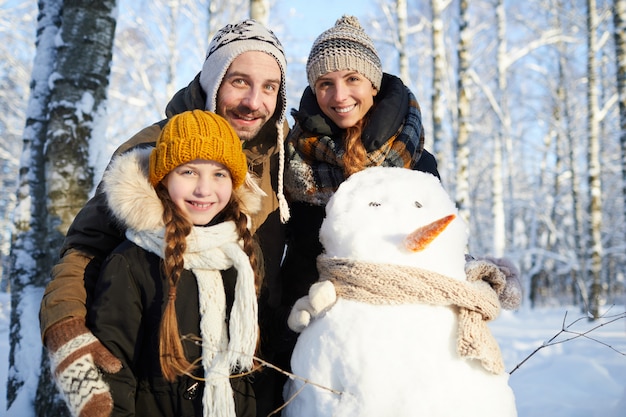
[[101, 147, 263, 232]]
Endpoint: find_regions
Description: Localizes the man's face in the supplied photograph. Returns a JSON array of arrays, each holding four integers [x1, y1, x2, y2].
[[216, 51, 281, 141]]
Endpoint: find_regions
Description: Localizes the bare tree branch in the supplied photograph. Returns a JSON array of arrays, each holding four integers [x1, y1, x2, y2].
[[509, 308, 626, 375]]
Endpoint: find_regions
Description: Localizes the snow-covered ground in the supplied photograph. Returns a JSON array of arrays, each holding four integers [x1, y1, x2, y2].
[[1, 290, 625, 416], [491, 307, 626, 417]]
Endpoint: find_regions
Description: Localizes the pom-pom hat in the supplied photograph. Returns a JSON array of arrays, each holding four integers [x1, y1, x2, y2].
[[149, 110, 247, 189], [306, 15, 383, 92], [198, 19, 290, 222], [199, 19, 287, 122]]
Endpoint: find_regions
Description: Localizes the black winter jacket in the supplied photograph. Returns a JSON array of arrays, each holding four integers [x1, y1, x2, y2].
[[88, 241, 255, 417], [85, 147, 262, 417], [280, 74, 440, 310], [266, 75, 441, 380]]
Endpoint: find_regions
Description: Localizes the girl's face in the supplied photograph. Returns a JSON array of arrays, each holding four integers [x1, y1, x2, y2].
[[163, 159, 233, 226], [313, 70, 378, 129]]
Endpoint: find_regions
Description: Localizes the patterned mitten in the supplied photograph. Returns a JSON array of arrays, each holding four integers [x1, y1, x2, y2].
[[287, 281, 337, 332], [465, 255, 523, 310], [45, 317, 122, 417]]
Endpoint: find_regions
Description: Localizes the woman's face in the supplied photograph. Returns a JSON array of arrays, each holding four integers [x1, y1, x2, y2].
[[314, 70, 378, 129], [163, 159, 233, 226]]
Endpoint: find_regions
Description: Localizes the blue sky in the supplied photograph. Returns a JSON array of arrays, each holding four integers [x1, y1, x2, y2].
[[270, 0, 377, 113], [273, 0, 375, 57], [164, 0, 377, 112]]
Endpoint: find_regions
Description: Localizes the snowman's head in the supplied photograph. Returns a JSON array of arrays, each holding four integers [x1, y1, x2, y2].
[[320, 167, 468, 279]]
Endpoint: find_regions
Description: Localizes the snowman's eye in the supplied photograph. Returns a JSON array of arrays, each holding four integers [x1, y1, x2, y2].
[[414, 201, 423, 208], [369, 202, 381, 207]]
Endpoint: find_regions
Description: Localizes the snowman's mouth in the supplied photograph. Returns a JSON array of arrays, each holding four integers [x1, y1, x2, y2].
[[403, 214, 455, 252]]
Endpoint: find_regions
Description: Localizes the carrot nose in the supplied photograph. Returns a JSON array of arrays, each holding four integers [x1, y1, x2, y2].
[[403, 214, 456, 252]]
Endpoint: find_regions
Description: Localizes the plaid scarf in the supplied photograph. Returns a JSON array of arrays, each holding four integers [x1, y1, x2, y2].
[[285, 80, 425, 206]]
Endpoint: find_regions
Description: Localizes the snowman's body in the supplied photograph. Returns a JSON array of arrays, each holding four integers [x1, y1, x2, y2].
[[283, 167, 517, 417]]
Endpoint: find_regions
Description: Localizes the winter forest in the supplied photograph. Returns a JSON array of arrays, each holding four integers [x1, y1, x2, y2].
[[1, 0, 625, 415]]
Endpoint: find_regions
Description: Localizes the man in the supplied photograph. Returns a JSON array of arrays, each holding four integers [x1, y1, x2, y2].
[[40, 19, 289, 417]]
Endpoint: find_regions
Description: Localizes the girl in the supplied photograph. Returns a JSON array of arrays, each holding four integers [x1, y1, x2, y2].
[[88, 110, 263, 417]]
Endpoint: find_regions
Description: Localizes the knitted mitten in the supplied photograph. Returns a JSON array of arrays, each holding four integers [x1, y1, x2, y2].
[[465, 255, 523, 310], [45, 317, 122, 417], [287, 281, 337, 332]]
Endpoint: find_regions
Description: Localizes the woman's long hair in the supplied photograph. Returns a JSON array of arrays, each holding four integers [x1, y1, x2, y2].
[[155, 183, 260, 382], [342, 115, 368, 177]]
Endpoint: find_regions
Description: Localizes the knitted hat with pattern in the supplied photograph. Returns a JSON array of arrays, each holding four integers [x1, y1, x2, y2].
[[199, 19, 287, 121], [306, 15, 382, 92], [149, 110, 247, 189], [199, 19, 290, 222]]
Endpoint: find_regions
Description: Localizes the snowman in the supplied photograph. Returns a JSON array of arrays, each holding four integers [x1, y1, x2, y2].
[[283, 166, 517, 417]]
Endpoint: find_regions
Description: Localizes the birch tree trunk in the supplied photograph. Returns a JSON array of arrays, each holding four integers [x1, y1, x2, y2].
[[431, 0, 445, 160], [492, 0, 507, 257], [6, 1, 62, 413], [455, 0, 471, 224], [0, 2, 34, 291], [207, 0, 248, 39], [165, 1, 180, 101], [586, 0, 604, 318], [396, 0, 410, 84], [7, 0, 117, 415], [615, 0, 626, 245], [565, 69, 589, 309], [556, 9, 589, 309], [250, 0, 270, 24]]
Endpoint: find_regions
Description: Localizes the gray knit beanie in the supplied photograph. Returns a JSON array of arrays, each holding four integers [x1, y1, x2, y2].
[[199, 19, 290, 222], [306, 15, 382, 92]]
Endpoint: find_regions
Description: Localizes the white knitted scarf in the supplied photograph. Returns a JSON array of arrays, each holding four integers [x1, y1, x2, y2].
[[127, 221, 258, 417]]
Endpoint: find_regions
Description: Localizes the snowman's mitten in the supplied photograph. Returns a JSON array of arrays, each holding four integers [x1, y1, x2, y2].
[[45, 317, 122, 417], [484, 256, 522, 310], [288, 296, 313, 332], [308, 280, 337, 315], [465, 255, 522, 310], [287, 281, 337, 332]]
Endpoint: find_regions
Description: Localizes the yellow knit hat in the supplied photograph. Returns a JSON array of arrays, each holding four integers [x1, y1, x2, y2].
[[149, 110, 247, 188]]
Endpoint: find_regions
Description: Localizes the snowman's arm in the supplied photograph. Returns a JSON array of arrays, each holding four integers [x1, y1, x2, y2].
[[465, 255, 522, 310], [287, 281, 337, 332]]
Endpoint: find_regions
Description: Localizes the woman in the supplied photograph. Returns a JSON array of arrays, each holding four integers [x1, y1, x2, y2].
[[87, 110, 262, 417], [280, 15, 440, 309]]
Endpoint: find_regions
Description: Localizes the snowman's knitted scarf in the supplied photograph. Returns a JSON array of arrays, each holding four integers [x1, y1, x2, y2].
[[127, 221, 258, 417], [316, 256, 505, 375]]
